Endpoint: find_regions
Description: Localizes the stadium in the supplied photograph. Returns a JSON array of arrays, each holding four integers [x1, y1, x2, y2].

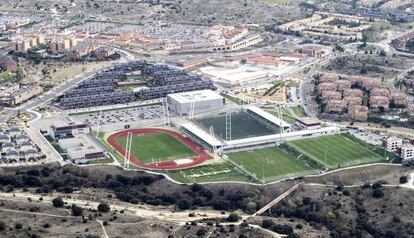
[[106, 128, 213, 171], [179, 106, 338, 153]]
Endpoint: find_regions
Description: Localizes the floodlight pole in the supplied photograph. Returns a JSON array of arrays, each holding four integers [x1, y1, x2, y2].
[[278, 106, 283, 144], [162, 98, 170, 126], [225, 113, 232, 141], [324, 145, 328, 168], [124, 132, 130, 168], [127, 132, 132, 168], [262, 159, 265, 185], [189, 95, 196, 120], [96, 109, 103, 139]]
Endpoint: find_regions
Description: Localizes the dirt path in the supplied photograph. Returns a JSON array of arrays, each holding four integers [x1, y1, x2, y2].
[[97, 219, 110, 238], [0, 191, 235, 223]]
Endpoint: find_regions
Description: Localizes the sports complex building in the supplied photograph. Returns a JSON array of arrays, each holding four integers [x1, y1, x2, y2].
[[180, 106, 339, 153]]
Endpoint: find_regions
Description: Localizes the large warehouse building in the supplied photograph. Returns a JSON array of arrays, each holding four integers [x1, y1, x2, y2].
[[167, 89, 224, 116]]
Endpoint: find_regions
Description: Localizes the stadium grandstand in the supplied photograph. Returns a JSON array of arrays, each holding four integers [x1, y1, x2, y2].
[[179, 106, 339, 152]]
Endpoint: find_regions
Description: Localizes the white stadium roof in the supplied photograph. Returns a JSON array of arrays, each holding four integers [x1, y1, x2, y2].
[[246, 106, 291, 128], [168, 89, 223, 104], [225, 126, 338, 147], [180, 122, 223, 147]]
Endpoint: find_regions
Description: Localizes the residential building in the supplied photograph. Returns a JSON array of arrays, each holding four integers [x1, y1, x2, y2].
[[384, 136, 403, 152], [0, 56, 17, 72], [348, 105, 369, 121], [401, 143, 414, 160], [1, 85, 43, 106], [94, 45, 116, 60]]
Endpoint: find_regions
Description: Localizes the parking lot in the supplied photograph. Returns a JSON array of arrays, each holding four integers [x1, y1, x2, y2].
[[348, 128, 385, 146], [75, 105, 164, 127]]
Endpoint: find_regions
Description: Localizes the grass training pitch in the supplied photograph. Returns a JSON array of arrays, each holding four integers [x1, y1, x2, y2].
[[167, 163, 253, 183], [195, 112, 279, 140], [287, 134, 384, 168], [116, 133, 197, 163], [227, 147, 315, 182]]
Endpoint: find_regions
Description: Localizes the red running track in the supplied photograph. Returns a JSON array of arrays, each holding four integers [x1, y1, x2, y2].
[[106, 128, 212, 171]]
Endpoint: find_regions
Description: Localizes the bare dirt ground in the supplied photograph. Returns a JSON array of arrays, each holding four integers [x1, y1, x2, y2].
[[323, 54, 414, 79], [303, 164, 412, 186], [165, 0, 308, 26], [22, 60, 117, 85]]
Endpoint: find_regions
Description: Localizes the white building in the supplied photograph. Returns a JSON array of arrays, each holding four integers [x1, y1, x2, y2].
[[50, 119, 90, 139], [167, 90, 224, 116], [57, 134, 105, 164], [401, 144, 414, 160], [384, 136, 403, 152]]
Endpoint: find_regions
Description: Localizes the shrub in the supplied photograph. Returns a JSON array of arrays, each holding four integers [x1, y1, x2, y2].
[[372, 182, 382, 189], [190, 183, 203, 192], [272, 224, 293, 234], [295, 224, 303, 229], [226, 213, 241, 222], [0, 221, 5, 231], [52, 197, 64, 208], [177, 199, 191, 210], [287, 233, 301, 238], [71, 204, 83, 216], [399, 176, 408, 184], [261, 219, 274, 229], [372, 188, 384, 198], [97, 203, 110, 213], [302, 197, 312, 205], [196, 228, 207, 237]]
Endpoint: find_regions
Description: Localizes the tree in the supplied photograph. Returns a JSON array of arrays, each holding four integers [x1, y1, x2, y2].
[[0, 221, 5, 231], [226, 213, 241, 222], [325, 211, 336, 223], [177, 199, 191, 210], [287, 233, 301, 238], [15, 223, 23, 229], [97, 203, 110, 213], [15, 66, 24, 80], [302, 197, 312, 205], [272, 224, 293, 234], [71, 204, 83, 216], [372, 188, 384, 198], [399, 176, 408, 184], [262, 219, 274, 229], [372, 182, 382, 189], [52, 197, 64, 208], [196, 228, 207, 237]]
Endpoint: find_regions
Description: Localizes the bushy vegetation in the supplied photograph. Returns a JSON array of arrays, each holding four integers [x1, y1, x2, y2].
[[0, 166, 261, 213]]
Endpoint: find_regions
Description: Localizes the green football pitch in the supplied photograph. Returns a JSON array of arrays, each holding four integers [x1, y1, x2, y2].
[[287, 134, 384, 168], [116, 133, 197, 163], [226, 147, 316, 182]]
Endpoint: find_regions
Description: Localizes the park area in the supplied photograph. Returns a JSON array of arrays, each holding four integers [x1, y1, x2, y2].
[[287, 134, 385, 169], [226, 147, 316, 183], [195, 111, 279, 140]]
